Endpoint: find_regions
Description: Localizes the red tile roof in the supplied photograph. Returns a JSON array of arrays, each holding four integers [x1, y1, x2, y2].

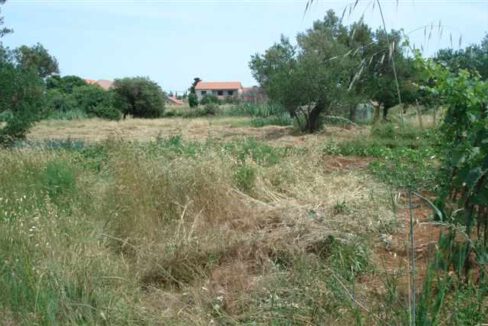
[[84, 79, 113, 90], [195, 81, 242, 90], [167, 96, 184, 106]]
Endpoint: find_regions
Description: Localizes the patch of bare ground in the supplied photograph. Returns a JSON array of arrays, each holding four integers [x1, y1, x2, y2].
[[368, 192, 479, 301]]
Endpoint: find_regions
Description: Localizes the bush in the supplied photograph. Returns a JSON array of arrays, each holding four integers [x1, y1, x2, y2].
[[72, 85, 109, 113], [203, 103, 219, 115], [227, 103, 284, 117], [46, 75, 86, 93], [43, 160, 76, 199], [234, 164, 256, 192], [45, 79, 120, 120], [88, 105, 121, 120], [200, 94, 220, 105], [45, 89, 77, 115], [71, 85, 120, 120], [47, 108, 88, 121], [250, 114, 292, 127], [112, 77, 165, 118]]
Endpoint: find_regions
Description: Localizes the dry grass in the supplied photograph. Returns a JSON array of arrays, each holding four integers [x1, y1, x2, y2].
[[28, 117, 278, 142], [0, 129, 399, 324], [28, 117, 370, 146]]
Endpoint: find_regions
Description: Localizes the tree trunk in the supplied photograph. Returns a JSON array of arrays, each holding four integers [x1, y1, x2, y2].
[[415, 101, 424, 130], [305, 102, 325, 133], [349, 105, 357, 123], [372, 103, 381, 124], [382, 105, 389, 121]]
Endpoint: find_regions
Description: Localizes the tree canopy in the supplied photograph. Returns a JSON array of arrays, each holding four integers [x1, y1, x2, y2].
[[250, 10, 418, 132], [113, 77, 166, 118], [0, 1, 48, 144], [15, 43, 59, 78], [435, 33, 488, 80]]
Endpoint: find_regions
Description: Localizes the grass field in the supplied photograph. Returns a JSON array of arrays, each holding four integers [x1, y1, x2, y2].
[[1, 116, 485, 325]]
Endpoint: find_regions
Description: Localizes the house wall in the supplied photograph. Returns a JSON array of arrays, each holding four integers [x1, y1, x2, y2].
[[196, 89, 241, 100]]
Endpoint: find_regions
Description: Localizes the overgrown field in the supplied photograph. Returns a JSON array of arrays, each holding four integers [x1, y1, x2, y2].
[[1, 120, 486, 325]]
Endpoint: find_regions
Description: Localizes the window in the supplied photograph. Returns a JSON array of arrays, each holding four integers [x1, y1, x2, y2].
[[227, 90, 234, 96], [201, 91, 207, 95], [217, 90, 224, 96]]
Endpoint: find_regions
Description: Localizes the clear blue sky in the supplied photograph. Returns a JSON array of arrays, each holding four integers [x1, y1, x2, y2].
[[2, 0, 487, 93]]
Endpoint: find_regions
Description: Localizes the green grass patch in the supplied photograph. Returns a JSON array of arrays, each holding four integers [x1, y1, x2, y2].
[[322, 125, 440, 190]]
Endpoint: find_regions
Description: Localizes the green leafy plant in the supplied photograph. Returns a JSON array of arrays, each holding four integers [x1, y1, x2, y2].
[[420, 57, 488, 249]]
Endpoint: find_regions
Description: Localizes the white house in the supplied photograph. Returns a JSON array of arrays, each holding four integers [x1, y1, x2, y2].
[[195, 81, 243, 100]]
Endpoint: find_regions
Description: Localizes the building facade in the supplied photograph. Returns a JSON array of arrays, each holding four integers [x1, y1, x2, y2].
[[195, 81, 243, 100]]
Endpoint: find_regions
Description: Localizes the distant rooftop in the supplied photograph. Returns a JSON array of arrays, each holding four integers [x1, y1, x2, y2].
[[166, 96, 184, 106], [195, 81, 243, 90], [85, 79, 113, 90]]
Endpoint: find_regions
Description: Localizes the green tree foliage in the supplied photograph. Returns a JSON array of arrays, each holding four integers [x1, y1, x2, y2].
[[0, 0, 12, 38], [250, 11, 356, 132], [0, 57, 45, 144], [45, 78, 121, 120], [199, 94, 220, 105], [0, 1, 48, 144], [188, 77, 201, 107], [46, 75, 86, 93], [436, 33, 488, 80], [358, 29, 418, 119], [112, 77, 165, 118], [419, 55, 488, 267], [250, 10, 420, 131], [14, 43, 59, 78], [188, 93, 198, 108], [72, 85, 120, 120]]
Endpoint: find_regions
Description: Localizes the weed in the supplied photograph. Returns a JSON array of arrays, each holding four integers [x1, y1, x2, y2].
[[43, 160, 76, 198], [250, 114, 292, 127], [234, 164, 256, 193], [333, 200, 350, 215]]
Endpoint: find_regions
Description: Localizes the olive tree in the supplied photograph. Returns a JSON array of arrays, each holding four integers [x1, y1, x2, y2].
[[250, 11, 356, 132], [112, 77, 166, 118]]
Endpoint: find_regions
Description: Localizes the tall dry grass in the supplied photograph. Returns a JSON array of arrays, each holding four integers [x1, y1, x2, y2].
[[0, 137, 398, 324]]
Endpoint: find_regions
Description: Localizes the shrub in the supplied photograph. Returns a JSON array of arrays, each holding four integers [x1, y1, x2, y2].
[[88, 105, 121, 120], [200, 94, 220, 105], [43, 160, 76, 199], [47, 108, 88, 121], [229, 103, 284, 117], [250, 114, 292, 127], [113, 77, 165, 118], [203, 103, 219, 115], [45, 89, 77, 115], [46, 75, 86, 93], [234, 164, 256, 193]]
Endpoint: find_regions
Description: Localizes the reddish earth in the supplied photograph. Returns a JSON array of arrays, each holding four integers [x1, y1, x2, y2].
[[366, 193, 446, 296], [323, 155, 373, 172]]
